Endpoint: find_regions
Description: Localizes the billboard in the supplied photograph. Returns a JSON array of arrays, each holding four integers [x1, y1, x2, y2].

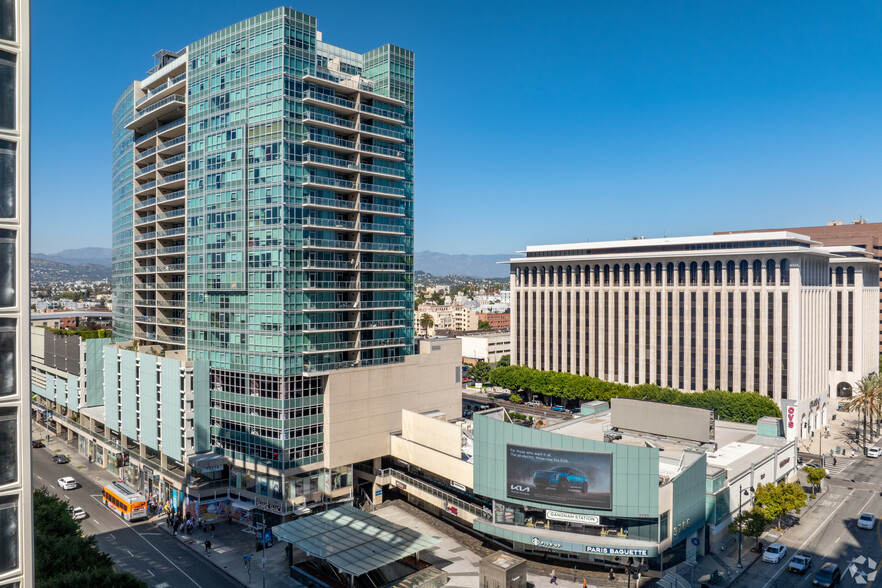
[[610, 398, 714, 443], [506, 445, 612, 509]]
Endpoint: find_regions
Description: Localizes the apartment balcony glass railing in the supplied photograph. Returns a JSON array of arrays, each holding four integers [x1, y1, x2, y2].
[[303, 320, 357, 332], [304, 90, 356, 111], [135, 117, 185, 145], [157, 172, 185, 187], [303, 280, 358, 290], [359, 281, 407, 290], [359, 337, 407, 349], [135, 215, 156, 226], [358, 143, 405, 160], [134, 249, 156, 258], [308, 67, 373, 92], [303, 360, 360, 373], [303, 196, 356, 210], [135, 162, 157, 177], [303, 300, 357, 311], [303, 238, 356, 250], [157, 153, 186, 170], [157, 263, 185, 272], [360, 300, 407, 309], [156, 245, 186, 255], [360, 201, 404, 215], [360, 262, 407, 271], [157, 227, 185, 238], [360, 222, 405, 234], [360, 242, 406, 252], [306, 132, 356, 150], [135, 197, 157, 210], [359, 103, 406, 122], [304, 259, 356, 270], [155, 333, 186, 344], [135, 232, 156, 242], [360, 318, 409, 329], [302, 340, 357, 352], [305, 175, 355, 190], [135, 72, 186, 107], [134, 266, 156, 274], [360, 183, 405, 197], [134, 282, 156, 290], [132, 94, 186, 123], [156, 299, 186, 308], [304, 153, 358, 171], [136, 135, 186, 162], [135, 181, 156, 194], [360, 162, 405, 178], [303, 217, 356, 230], [303, 110, 356, 130], [156, 317, 186, 326], [156, 189, 185, 204], [359, 124, 405, 141], [157, 209, 185, 220]]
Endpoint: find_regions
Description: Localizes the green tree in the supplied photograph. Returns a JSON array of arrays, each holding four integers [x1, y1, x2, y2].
[[508, 393, 523, 404], [754, 481, 807, 530], [467, 361, 492, 383], [728, 508, 766, 551], [802, 466, 827, 496], [477, 320, 491, 330], [497, 354, 510, 367], [430, 291, 446, 305], [34, 487, 146, 587], [845, 374, 880, 455], [419, 313, 435, 336]]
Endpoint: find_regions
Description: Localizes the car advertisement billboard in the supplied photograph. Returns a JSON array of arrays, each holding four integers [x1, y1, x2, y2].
[[506, 444, 612, 509]]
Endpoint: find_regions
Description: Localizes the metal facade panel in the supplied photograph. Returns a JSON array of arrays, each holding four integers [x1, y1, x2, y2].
[[160, 357, 183, 462], [103, 351, 119, 432], [120, 350, 139, 439], [66, 374, 78, 411], [610, 398, 715, 443], [139, 354, 158, 450], [84, 339, 111, 407], [193, 359, 210, 453]]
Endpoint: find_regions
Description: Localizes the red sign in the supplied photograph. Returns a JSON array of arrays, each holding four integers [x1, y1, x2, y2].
[[787, 406, 795, 429], [779, 457, 791, 468]]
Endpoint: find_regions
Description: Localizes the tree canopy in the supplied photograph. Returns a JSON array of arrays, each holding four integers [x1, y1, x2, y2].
[[753, 481, 807, 529], [488, 365, 781, 424]]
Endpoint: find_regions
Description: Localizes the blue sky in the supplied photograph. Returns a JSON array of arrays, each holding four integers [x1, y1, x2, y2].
[[32, 1, 882, 255]]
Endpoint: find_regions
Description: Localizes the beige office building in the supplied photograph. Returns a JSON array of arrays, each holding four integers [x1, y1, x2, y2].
[[0, 0, 32, 584], [508, 233, 879, 440]]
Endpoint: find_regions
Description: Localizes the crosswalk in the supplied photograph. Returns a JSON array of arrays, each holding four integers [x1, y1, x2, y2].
[[820, 457, 856, 479]]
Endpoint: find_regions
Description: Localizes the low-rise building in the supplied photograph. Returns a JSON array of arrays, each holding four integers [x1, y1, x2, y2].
[[474, 311, 510, 330], [459, 330, 511, 363]]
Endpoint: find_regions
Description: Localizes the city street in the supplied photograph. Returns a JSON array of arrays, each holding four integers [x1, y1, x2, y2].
[[32, 442, 243, 588]]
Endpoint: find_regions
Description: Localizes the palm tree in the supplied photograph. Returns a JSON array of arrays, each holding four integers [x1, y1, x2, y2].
[[419, 313, 435, 336], [845, 374, 881, 455]]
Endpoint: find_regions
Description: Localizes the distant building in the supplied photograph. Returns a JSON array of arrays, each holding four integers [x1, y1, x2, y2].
[[474, 311, 510, 330], [507, 232, 879, 440], [458, 330, 511, 363], [716, 220, 882, 352]]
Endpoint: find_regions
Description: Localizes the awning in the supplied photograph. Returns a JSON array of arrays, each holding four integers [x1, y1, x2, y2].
[[231, 500, 255, 511], [273, 504, 439, 577], [187, 452, 227, 473]]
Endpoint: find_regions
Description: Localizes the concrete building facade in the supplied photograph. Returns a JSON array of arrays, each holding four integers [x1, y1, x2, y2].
[[0, 0, 31, 584], [507, 232, 879, 439], [459, 330, 511, 363]]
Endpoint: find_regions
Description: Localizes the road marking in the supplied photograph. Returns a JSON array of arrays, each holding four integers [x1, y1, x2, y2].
[[761, 488, 856, 588], [147, 569, 155, 577], [127, 550, 134, 558], [88, 494, 202, 587], [109, 533, 116, 540], [92, 519, 100, 526]]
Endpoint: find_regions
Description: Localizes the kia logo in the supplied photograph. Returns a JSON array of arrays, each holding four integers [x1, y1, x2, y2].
[[510, 485, 530, 493]]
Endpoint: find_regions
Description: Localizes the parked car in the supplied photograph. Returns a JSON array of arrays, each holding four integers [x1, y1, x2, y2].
[[69, 506, 86, 521], [533, 465, 589, 493], [551, 406, 566, 412], [52, 455, 70, 464], [788, 554, 813, 574], [525, 401, 540, 407], [813, 562, 841, 587], [31, 440, 45, 448], [867, 446, 882, 458], [57, 477, 77, 490], [857, 513, 876, 530], [763, 543, 788, 564]]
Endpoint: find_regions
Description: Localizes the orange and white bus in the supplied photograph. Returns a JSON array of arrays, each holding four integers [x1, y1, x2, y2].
[[102, 481, 148, 521]]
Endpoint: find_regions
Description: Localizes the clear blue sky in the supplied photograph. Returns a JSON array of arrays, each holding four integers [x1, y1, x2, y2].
[[32, 1, 882, 255]]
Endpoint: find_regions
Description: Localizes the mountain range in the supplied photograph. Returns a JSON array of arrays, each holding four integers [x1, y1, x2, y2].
[[30, 247, 512, 280]]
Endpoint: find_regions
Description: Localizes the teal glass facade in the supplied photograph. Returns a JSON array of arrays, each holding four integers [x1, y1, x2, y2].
[[111, 85, 135, 341]]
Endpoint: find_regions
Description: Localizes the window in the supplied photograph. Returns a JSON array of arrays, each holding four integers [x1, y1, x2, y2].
[[0, 140, 14, 218], [0, 495, 17, 575], [0, 407, 15, 486], [0, 319, 13, 397], [0, 51, 13, 130], [0, 230, 13, 306], [0, 0, 14, 41]]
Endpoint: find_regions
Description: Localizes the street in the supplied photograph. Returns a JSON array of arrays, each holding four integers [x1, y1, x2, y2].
[[731, 456, 882, 587], [32, 443, 243, 588]]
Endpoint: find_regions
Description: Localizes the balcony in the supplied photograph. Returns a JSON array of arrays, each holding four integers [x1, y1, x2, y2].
[[156, 299, 186, 308], [135, 214, 156, 227], [136, 72, 186, 108], [303, 196, 356, 212], [302, 340, 357, 353], [137, 135, 186, 163], [157, 171, 185, 188], [304, 175, 356, 192], [134, 282, 156, 291], [360, 300, 407, 310], [360, 241, 406, 253], [135, 197, 157, 210], [157, 153, 186, 171], [358, 337, 407, 349], [157, 227, 186, 239], [157, 209, 185, 221], [134, 265, 156, 274], [304, 153, 358, 173], [304, 132, 357, 152], [303, 301, 357, 311], [136, 314, 156, 323], [360, 183, 405, 197], [358, 143, 405, 161], [156, 189, 185, 204], [134, 117, 185, 147], [360, 103, 406, 124], [303, 110, 356, 132], [302, 360, 360, 374], [155, 333, 185, 345], [303, 320, 357, 332], [135, 231, 156, 243], [359, 281, 407, 290], [360, 222, 405, 235], [127, 95, 187, 132], [360, 262, 407, 271], [360, 201, 404, 216], [303, 259, 357, 271], [156, 263, 185, 272], [360, 318, 409, 329], [303, 217, 356, 231], [360, 162, 405, 179], [156, 316, 186, 327], [134, 249, 157, 258], [303, 90, 356, 113], [135, 180, 157, 195], [303, 238, 356, 251], [303, 280, 358, 291], [156, 245, 186, 256], [359, 124, 405, 143]]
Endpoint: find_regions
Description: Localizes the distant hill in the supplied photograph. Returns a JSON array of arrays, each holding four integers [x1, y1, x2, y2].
[[415, 251, 511, 278], [31, 257, 111, 284], [34, 247, 112, 267]]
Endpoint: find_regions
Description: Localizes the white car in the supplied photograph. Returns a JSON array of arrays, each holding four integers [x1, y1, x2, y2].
[[867, 447, 882, 458], [69, 506, 86, 520], [857, 513, 876, 530], [763, 543, 788, 563], [57, 476, 77, 490]]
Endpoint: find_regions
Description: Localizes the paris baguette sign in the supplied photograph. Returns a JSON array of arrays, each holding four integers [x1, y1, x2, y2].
[[546, 510, 600, 525]]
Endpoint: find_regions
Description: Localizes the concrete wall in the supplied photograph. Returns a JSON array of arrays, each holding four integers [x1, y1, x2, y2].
[[324, 338, 462, 469], [390, 435, 473, 489], [401, 409, 461, 458]]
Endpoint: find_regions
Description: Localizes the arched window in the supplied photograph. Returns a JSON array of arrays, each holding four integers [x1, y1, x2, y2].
[[603, 264, 610, 286], [531, 267, 537, 286], [575, 265, 581, 285], [847, 266, 855, 286], [739, 260, 748, 285], [780, 259, 789, 285], [727, 261, 735, 285], [566, 265, 572, 285], [557, 266, 563, 285], [593, 265, 600, 286], [766, 259, 776, 285], [624, 264, 631, 285], [678, 262, 687, 286], [753, 259, 762, 285], [714, 261, 722, 285], [666, 263, 674, 285], [835, 267, 843, 285], [689, 262, 698, 286], [613, 264, 620, 286], [515, 267, 521, 286], [649, 263, 657, 285], [539, 267, 545, 286], [702, 261, 711, 285]]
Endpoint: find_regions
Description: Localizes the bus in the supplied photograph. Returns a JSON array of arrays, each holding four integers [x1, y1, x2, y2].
[[102, 481, 148, 521]]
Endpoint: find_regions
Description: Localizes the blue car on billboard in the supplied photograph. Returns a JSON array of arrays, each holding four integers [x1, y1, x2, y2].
[[533, 465, 589, 493]]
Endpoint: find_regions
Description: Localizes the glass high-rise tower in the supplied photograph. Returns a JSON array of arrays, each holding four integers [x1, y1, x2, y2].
[[113, 7, 414, 488]]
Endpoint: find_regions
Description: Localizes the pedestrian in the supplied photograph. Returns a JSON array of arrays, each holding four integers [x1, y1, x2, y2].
[[852, 449, 856, 458], [582, 579, 587, 588], [833, 457, 837, 466], [204, 540, 212, 554], [210, 523, 215, 538], [550, 570, 557, 585], [608, 569, 615, 581]]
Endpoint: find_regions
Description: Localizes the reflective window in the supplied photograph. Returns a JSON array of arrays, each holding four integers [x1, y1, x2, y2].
[[0, 408, 15, 486], [0, 0, 13, 41], [0, 51, 13, 130], [0, 495, 17, 575], [0, 319, 13, 397], [0, 230, 13, 306], [0, 140, 13, 217]]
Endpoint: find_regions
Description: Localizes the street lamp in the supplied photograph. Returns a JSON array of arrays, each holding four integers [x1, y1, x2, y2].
[[736, 485, 754, 568]]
